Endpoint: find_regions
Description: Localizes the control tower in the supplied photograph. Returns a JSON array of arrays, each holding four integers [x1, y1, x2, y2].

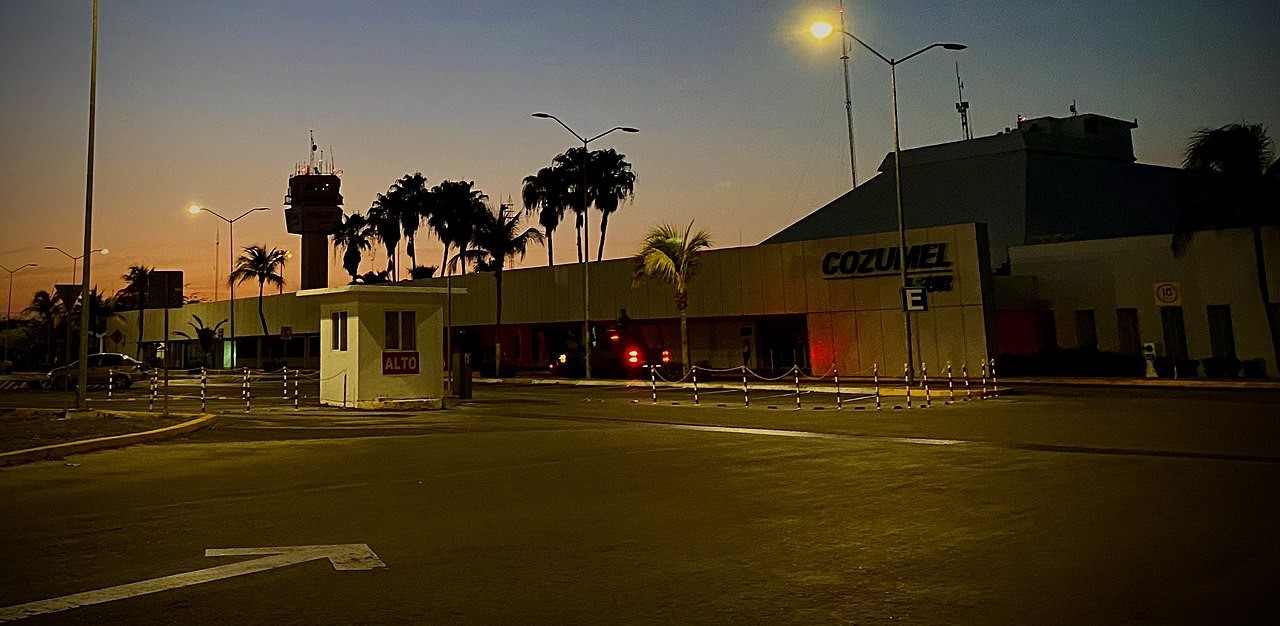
[[285, 133, 343, 290]]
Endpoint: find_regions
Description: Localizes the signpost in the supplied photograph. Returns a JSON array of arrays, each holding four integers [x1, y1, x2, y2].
[[143, 271, 183, 415]]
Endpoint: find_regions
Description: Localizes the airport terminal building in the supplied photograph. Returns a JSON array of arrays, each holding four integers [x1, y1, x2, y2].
[[110, 113, 1280, 378]]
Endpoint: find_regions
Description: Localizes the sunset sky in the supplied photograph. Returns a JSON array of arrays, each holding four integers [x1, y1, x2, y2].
[[2, 0, 1277, 310]]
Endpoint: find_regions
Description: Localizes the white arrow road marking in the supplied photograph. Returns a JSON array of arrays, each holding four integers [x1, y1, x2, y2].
[[0, 544, 384, 623]]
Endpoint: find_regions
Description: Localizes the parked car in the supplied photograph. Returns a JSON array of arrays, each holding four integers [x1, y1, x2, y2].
[[46, 353, 148, 390]]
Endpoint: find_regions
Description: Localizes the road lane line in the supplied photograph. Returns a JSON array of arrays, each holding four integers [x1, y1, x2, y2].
[[0, 544, 384, 623]]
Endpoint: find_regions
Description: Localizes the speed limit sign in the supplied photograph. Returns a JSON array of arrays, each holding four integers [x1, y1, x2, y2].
[[1153, 281, 1182, 306]]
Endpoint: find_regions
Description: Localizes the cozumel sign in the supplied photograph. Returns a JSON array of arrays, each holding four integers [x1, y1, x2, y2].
[[821, 242, 955, 291]]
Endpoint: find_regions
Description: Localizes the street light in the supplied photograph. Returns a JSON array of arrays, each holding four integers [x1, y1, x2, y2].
[[811, 21, 966, 384], [531, 112, 639, 380], [44, 246, 107, 284], [189, 205, 271, 368], [2, 263, 38, 363]]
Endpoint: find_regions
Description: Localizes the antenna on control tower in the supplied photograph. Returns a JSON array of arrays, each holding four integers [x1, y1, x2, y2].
[[955, 61, 972, 141]]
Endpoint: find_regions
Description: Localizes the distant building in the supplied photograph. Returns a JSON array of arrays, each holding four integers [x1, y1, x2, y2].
[[110, 113, 1279, 379]]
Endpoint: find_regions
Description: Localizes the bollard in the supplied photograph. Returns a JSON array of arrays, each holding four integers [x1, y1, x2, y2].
[[980, 360, 988, 400], [904, 363, 912, 409], [873, 362, 881, 410], [283, 367, 289, 402], [741, 365, 750, 407], [922, 362, 931, 408], [107, 368, 114, 400], [963, 363, 971, 401], [342, 373, 348, 408], [148, 372, 156, 412], [293, 372, 300, 409], [990, 357, 999, 398], [947, 361, 955, 404], [794, 366, 801, 410], [691, 367, 700, 405], [243, 367, 251, 413], [834, 368, 842, 410], [200, 366, 208, 413], [649, 365, 658, 404]]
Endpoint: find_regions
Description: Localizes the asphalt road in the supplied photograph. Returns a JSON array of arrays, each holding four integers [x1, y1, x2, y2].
[[1, 383, 1277, 624]]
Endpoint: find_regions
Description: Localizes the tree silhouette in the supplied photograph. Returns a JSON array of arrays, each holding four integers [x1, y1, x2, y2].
[[634, 221, 712, 374]]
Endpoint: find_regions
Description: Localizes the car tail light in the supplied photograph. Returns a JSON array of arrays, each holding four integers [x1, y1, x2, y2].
[[626, 348, 640, 365]]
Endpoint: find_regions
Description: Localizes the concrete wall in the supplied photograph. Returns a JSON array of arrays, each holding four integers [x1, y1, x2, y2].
[[1009, 226, 1280, 375]]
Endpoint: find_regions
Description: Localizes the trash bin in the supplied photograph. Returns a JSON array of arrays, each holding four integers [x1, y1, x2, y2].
[[451, 352, 472, 399]]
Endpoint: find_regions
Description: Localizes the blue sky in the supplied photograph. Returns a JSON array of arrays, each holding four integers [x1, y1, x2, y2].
[[1, 0, 1277, 300]]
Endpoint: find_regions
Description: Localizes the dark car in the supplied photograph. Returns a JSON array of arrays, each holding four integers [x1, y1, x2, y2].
[[46, 353, 148, 390]]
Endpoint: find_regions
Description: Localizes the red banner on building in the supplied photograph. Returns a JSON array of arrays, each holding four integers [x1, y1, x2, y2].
[[382, 351, 420, 375]]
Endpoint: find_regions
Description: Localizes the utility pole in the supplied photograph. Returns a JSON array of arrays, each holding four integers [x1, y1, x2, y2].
[[75, 0, 99, 409]]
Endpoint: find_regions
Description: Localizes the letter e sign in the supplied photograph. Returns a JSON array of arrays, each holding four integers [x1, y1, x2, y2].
[[903, 287, 928, 312]]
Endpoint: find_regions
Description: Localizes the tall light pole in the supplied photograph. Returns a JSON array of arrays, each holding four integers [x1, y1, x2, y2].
[[44, 246, 108, 284], [812, 21, 966, 383], [530, 112, 638, 380], [2, 263, 38, 363], [189, 205, 270, 368], [73, 0, 100, 408]]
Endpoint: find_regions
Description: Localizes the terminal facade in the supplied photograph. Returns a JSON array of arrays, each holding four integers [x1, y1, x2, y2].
[[109, 113, 1279, 378]]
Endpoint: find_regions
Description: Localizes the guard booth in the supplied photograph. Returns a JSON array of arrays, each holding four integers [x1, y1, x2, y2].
[[298, 285, 460, 409]]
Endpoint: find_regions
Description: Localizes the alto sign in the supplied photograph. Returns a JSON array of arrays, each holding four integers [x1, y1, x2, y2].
[[821, 243, 955, 291], [382, 351, 420, 376]]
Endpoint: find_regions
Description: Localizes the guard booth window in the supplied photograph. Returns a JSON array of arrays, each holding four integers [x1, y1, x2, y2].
[[1074, 309, 1098, 350], [1207, 305, 1236, 359], [1160, 306, 1188, 360], [385, 311, 417, 350], [331, 312, 348, 351]]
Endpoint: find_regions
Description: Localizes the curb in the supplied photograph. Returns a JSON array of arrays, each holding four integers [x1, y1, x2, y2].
[[472, 376, 1003, 398], [1000, 377, 1280, 391], [0, 412, 217, 467]]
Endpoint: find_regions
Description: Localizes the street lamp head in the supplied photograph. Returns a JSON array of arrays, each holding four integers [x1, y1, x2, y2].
[[188, 205, 202, 215], [43, 246, 57, 251], [809, 21, 835, 40], [619, 127, 639, 133], [531, 112, 552, 119], [97, 248, 109, 256], [941, 43, 967, 50]]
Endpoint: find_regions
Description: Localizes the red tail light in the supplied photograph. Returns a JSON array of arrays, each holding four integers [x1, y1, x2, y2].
[[627, 348, 640, 365]]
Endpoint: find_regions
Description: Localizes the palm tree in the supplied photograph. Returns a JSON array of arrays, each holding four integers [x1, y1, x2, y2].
[[1179, 123, 1280, 371], [332, 212, 374, 283], [228, 245, 287, 337], [634, 221, 712, 374], [454, 203, 545, 374], [522, 166, 568, 267], [24, 290, 58, 367], [396, 173, 430, 273], [85, 288, 117, 353], [552, 147, 593, 264], [117, 264, 153, 359], [589, 148, 636, 262], [175, 314, 227, 368], [431, 180, 489, 276], [368, 189, 402, 281]]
